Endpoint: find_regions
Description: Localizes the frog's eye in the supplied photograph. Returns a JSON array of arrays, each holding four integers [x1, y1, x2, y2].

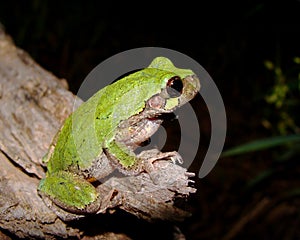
[[166, 76, 183, 98]]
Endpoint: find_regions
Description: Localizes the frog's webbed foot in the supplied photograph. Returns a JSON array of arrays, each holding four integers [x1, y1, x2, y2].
[[138, 149, 183, 183], [138, 149, 183, 169], [38, 192, 87, 221]]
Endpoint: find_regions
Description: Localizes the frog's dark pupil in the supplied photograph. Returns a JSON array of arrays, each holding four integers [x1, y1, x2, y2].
[[167, 76, 183, 97]]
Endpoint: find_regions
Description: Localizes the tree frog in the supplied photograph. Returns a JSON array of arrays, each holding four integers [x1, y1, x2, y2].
[[38, 56, 200, 217]]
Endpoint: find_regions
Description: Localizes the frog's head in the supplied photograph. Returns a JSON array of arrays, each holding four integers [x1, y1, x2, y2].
[[147, 57, 200, 112]]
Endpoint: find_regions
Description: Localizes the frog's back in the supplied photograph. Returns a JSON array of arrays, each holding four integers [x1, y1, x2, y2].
[[47, 90, 108, 173], [47, 68, 172, 173]]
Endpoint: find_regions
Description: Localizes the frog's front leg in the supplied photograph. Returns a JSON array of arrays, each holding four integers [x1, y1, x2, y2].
[[38, 171, 101, 219], [104, 115, 184, 177]]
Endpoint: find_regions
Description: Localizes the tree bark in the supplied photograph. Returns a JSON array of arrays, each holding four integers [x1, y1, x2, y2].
[[0, 28, 196, 239]]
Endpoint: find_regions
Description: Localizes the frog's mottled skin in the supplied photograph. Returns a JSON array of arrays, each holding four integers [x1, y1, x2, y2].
[[38, 57, 200, 217]]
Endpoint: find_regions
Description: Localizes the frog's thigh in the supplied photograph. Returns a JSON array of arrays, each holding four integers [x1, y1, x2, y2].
[[38, 171, 99, 213]]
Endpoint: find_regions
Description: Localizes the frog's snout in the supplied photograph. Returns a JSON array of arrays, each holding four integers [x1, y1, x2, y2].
[[177, 74, 200, 106], [189, 74, 201, 92], [184, 74, 201, 93]]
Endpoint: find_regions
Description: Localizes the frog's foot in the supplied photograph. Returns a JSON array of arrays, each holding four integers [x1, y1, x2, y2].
[[38, 171, 101, 221], [38, 192, 87, 221], [139, 149, 183, 171], [138, 149, 183, 183]]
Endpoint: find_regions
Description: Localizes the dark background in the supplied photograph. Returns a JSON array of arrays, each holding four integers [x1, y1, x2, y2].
[[1, 1, 300, 239]]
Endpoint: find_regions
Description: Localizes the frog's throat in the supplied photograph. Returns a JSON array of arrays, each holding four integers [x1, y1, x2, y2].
[[164, 97, 179, 110]]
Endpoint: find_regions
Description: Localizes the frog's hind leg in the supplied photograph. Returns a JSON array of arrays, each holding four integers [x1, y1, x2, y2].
[[38, 171, 101, 220]]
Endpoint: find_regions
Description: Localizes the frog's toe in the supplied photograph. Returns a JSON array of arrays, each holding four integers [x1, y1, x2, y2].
[[168, 151, 183, 164]]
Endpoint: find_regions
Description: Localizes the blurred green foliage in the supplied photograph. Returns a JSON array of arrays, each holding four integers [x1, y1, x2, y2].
[[223, 55, 300, 156], [223, 57, 300, 191], [222, 134, 300, 157], [263, 57, 300, 135]]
